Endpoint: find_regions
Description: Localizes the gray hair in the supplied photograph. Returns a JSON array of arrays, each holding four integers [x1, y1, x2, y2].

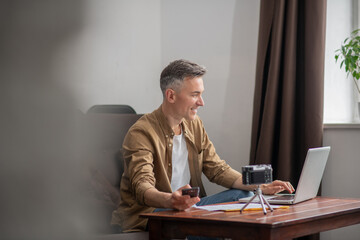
[[160, 59, 206, 96]]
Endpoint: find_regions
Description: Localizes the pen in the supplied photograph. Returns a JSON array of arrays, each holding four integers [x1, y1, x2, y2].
[[224, 206, 289, 212]]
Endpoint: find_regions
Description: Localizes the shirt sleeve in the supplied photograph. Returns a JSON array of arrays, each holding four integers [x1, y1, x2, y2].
[[122, 127, 156, 205]]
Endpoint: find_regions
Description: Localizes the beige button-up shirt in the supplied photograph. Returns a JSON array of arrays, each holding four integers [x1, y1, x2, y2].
[[111, 106, 241, 232]]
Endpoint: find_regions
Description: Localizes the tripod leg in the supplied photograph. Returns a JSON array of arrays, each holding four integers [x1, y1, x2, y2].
[[258, 194, 267, 214], [240, 193, 258, 213], [261, 195, 274, 212]]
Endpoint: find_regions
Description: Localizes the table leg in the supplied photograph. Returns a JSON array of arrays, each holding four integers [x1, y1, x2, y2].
[[148, 219, 164, 240]]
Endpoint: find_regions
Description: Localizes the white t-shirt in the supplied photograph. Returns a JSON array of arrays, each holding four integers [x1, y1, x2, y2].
[[170, 128, 190, 192]]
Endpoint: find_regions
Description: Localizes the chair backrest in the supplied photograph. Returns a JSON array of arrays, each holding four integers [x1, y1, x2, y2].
[[83, 112, 142, 233], [87, 105, 136, 114]]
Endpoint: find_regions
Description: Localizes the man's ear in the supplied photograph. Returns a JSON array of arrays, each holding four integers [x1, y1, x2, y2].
[[165, 88, 176, 103]]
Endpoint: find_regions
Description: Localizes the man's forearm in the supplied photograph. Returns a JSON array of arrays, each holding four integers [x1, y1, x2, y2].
[[143, 187, 172, 209], [231, 176, 257, 191]]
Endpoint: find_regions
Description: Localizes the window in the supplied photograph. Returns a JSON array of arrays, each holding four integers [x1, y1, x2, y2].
[[324, 0, 360, 123]]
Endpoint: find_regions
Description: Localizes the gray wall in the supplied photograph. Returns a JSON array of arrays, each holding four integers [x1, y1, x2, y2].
[[0, 0, 260, 195], [321, 126, 360, 240]]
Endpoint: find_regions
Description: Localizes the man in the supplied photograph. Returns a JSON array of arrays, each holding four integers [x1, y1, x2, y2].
[[111, 59, 294, 232]]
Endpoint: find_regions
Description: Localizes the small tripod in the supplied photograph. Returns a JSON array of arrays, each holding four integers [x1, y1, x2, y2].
[[240, 185, 273, 215]]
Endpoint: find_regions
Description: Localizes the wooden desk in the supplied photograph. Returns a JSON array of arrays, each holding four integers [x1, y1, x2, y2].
[[141, 197, 360, 240]]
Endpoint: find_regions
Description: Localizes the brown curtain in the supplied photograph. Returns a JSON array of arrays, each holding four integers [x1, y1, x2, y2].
[[250, 0, 326, 238]]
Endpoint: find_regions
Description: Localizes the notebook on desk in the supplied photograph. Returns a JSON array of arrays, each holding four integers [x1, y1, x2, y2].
[[239, 146, 331, 205]]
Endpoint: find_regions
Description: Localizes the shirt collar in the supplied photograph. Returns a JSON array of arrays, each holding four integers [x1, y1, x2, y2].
[[154, 105, 195, 142], [154, 105, 175, 137]]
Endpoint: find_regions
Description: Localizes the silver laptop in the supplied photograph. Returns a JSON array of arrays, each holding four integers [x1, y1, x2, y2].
[[239, 146, 331, 205]]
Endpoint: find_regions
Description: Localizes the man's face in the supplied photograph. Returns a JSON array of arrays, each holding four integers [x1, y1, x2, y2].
[[173, 76, 205, 121]]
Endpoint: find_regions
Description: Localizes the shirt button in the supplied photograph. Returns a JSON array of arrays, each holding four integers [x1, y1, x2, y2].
[[169, 143, 172, 147], [165, 134, 169, 138], [171, 133, 174, 136], [168, 163, 171, 167]]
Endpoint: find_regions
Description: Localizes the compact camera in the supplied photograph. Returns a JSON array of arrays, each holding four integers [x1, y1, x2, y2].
[[242, 164, 273, 185]]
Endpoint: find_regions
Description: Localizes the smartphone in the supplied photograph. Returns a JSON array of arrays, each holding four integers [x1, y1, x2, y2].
[[182, 187, 200, 198]]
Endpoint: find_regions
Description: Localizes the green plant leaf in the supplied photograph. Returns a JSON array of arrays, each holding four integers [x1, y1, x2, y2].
[[352, 29, 360, 35], [335, 29, 360, 79]]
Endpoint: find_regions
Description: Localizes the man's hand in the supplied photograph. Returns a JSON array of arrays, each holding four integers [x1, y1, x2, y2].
[[171, 184, 200, 210], [232, 176, 295, 195], [260, 180, 295, 195], [144, 184, 200, 210]]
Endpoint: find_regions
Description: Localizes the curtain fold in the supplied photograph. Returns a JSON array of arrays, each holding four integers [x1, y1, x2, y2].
[[250, 2, 326, 239], [250, 0, 326, 186]]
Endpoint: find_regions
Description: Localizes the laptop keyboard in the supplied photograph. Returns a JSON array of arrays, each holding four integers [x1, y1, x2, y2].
[[271, 195, 295, 201]]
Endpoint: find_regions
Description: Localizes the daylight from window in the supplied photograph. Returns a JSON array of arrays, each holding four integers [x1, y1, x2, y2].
[[324, 0, 360, 123]]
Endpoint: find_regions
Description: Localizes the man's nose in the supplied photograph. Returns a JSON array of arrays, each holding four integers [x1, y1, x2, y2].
[[197, 96, 205, 106]]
